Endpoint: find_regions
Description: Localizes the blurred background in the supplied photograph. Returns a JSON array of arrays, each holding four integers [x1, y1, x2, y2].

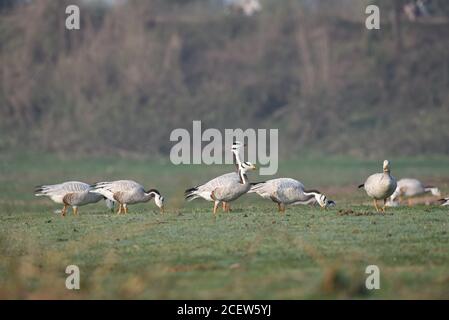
[[0, 0, 449, 158]]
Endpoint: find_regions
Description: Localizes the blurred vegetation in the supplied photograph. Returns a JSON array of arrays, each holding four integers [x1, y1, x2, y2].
[[1, 0, 449, 157]]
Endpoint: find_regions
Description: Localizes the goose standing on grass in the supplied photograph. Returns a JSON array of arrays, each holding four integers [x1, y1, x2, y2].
[[249, 178, 335, 213], [91, 180, 164, 214], [185, 142, 257, 215], [358, 160, 397, 212], [387, 178, 441, 206], [35, 181, 115, 217]]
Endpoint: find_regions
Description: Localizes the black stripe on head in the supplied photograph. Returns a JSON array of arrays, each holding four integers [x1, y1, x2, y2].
[[146, 189, 160, 195], [304, 189, 321, 194]]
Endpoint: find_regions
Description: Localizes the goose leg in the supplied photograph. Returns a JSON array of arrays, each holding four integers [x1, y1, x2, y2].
[[222, 202, 227, 212], [61, 204, 68, 217], [213, 201, 220, 215], [280, 203, 286, 214], [382, 199, 387, 213], [123, 204, 128, 214], [117, 203, 123, 215], [373, 199, 380, 212], [72, 206, 78, 216]]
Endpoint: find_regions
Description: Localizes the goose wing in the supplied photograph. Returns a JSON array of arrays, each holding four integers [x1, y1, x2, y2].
[[250, 178, 304, 202], [91, 180, 144, 201], [185, 172, 240, 201], [35, 181, 90, 196], [35, 181, 91, 204]]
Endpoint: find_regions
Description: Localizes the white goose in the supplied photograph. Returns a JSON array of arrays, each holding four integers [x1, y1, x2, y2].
[[249, 178, 335, 213], [91, 180, 164, 214], [185, 142, 256, 215], [35, 181, 115, 216], [359, 160, 397, 212], [387, 178, 441, 206]]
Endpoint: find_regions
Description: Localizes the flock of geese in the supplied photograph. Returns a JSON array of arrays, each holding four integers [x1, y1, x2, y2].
[[35, 142, 449, 216]]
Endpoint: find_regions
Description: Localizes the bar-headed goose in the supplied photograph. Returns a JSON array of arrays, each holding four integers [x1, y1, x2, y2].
[[249, 178, 335, 213], [185, 143, 256, 215], [35, 181, 115, 216], [359, 160, 397, 212], [91, 180, 164, 214], [387, 178, 441, 206]]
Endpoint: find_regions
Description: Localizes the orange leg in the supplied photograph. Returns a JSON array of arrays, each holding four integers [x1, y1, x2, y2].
[[117, 203, 123, 215], [61, 204, 68, 217]]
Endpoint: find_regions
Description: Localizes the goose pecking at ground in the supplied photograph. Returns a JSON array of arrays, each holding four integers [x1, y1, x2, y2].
[[249, 178, 335, 213], [35, 181, 115, 216], [358, 160, 397, 212], [185, 142, 257, 215], [91, 180, 164, 214], [387, 178, 441, 206]]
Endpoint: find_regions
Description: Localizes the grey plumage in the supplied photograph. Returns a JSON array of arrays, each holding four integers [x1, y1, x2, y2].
[[249, 178, 334, 212], [35, 181, 113, 216], [90, 180, 164, 214], [185, 141, 256, 215]]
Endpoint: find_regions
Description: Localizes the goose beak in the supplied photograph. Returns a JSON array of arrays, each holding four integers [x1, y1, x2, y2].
[[251, 164, 257, 170]]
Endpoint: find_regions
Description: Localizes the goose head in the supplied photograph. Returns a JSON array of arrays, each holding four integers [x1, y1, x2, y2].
[[383, 160, 391, 173], [231, 141, 245, 152], [304, 190, 335, 209], [146, 189, 165, 213], [315, 193, 335, 209]]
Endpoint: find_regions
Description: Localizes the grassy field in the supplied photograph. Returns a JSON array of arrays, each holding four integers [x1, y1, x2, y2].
[[0, 153, 448, 299]]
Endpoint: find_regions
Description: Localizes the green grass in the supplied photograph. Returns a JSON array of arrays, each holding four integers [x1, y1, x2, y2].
[[0, 153, 448, 299]]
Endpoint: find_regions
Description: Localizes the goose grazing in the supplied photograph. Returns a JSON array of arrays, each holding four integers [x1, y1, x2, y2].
[[185, 142, 256, 215], [91, 180, 164, 214], [249, 178, 335, 213], [358, 160, 397, 212], [35, 181, 115, 216], [387, 178, 441, 206]]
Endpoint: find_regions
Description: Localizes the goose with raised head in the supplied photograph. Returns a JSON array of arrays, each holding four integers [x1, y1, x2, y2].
[[249, 178, 335, 213], [185, 142, 256, 215], [35, 181, 115, 216], [358, 160, 397, 212], [91, 180, 164, 214]]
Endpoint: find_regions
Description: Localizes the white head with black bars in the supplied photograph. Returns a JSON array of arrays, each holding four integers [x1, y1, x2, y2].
[[231, 141, 256, 183], [145, 189, 165, 213], [305, 190, 336, 209]]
